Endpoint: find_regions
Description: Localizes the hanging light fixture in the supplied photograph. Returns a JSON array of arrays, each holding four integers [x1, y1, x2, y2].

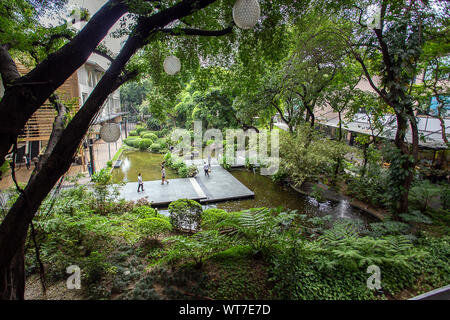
[[232, 0, 261, 30], [100, 123, 121, 143], [163, 55, 181, 75]]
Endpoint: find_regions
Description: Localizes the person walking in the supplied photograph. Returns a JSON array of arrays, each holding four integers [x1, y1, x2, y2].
[[137, 173, 144, 192], [161, 166, 169, 185], [25, 154, 31, 169], [204, 161, 210, 177], [87, 162, 93, 176]]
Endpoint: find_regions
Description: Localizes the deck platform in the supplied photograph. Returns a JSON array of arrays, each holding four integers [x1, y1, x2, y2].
[[118, 165, 254, 207]]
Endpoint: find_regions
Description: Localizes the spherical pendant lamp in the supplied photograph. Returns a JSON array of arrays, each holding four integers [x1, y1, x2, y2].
[[163, 55, 181, 75], [232, 0, 261, 30], [100, 123, 121, 143]]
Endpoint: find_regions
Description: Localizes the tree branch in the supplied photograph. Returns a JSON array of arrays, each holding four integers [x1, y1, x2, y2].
[[0, 44, 21, 87], [159, 25, 233, 37]]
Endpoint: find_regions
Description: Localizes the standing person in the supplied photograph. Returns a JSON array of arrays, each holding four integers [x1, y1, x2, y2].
[[161, 166, 169, 185], [203, 161, 210, 177], [208, 155, 212, 169], [87, 162, 92, 176], [25, 154, 30, 169], [137, 173, 144, 192]]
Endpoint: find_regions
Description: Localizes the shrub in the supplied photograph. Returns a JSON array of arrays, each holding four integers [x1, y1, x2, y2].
[[172, 159, 186, 170], [137, 217, 172, 239], [146, 118, 161, 131], [129, 130, 139, 136], [217, 208, 297, 255], [139, 139, 153, 151], [150, 143, 162, 153], [164, 231, 227, 268], [164, 153, 173, 167], [90, 169, 122, 213], [178, 165, 188, 178], [158, 128, 170, 138], [138, 130, 150, 138], [187, 164, 198, 177], [201, 209, 240, 230], [142, 132, 158, 141], [409, 179, 441, 213], [0, 160, 9, 178], [132, 205, 157, 219], [106, 160, 112, 168], [123, 138, 138, 147], [168, 199, 202, 232], [135, 125, 146, 135], [156, 138, 168, 149]]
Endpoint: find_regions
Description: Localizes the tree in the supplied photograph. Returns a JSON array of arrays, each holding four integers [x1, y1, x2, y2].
[[334, 0, 448, 216], [413, 28, 450, 146], [284, 12, 347, 129], [321, 61, 362, 142]]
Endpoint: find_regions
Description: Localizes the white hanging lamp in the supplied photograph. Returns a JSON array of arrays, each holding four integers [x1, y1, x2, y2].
[[232, 0, 261, 30], [163, 55, 181, 75], [100, 123, 121, 143]]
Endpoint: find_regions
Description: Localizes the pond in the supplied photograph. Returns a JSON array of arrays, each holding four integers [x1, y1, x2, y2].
[[112, 151, 375, 224], [112, 151, 177, 183]]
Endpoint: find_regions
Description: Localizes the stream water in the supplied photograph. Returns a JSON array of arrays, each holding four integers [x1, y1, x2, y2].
[[112, 151, 375, 224]]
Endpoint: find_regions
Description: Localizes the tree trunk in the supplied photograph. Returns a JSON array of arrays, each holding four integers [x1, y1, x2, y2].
[[0, 238, 25, 300], [392, 112, 416, 217], [438, 115, 449, 145], [338, 111, 342, 142], [361, 144, 369, 178]]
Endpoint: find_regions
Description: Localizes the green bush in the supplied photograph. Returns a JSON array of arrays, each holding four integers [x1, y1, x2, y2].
[[0, 160, 9, 177], [135, 125, 146, 135], [172, 159, 186, 170], [130, 138, 142, 148], [129, 130, 139, 136], [150, 143, 162, 153], [106, 160, 112, 168], [158, 128, 170, 138], [137, 217, 172, 239], [409, 179, 442, 213], [138, 130, 150, 138], [163, 231, 226, 268], [178, 165, 188, 178], [168, 199, 202, 232], [187, 165, 198, 177], [217, 208, 297, 255], [142, 132, 158, 141], [123, 138, 138, 147], [132, 205, 157, 219], [201, 209, 240, 230], [145, 117, 160, 130], [139, 138, 153, 151], [164, 152, 173, 167], [156, 138, 168, 149]]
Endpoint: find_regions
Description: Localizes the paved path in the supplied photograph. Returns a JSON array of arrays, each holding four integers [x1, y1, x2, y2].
[[119, 165, 254, 207]]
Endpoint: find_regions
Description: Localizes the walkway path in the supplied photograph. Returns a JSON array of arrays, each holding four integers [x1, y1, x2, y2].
[[119, 165, 254, 206]]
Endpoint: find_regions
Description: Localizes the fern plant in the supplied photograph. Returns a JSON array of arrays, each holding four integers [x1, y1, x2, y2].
[[217, 208, 297, 255]]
